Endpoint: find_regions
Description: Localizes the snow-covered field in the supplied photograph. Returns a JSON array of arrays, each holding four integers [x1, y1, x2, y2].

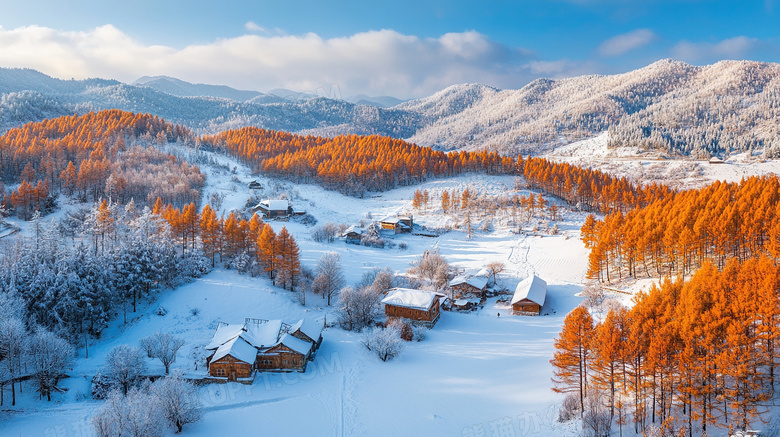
[[0, 148, 593, 436]]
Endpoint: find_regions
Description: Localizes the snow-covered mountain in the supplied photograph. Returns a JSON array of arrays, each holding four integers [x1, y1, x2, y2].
[[133, 76, 263, 101], [1, 60, 779, 157]]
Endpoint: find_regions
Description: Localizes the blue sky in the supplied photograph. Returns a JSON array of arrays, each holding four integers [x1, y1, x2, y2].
[[0, 0, 777, 98]]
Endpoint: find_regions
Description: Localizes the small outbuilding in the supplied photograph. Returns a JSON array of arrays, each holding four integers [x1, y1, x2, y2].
[[708, 156, 726, 164], [512, 275, 547, 316], [342, 225, 364, 245], [381, 287, 440, 327]]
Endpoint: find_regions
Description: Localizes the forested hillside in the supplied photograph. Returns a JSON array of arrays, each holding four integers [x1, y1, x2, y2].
[[2, 60, 780, 157]]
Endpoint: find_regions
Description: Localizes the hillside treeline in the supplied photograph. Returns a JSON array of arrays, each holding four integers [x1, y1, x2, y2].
[[0, 110, 203, 217], [583, 176, 780, 282]]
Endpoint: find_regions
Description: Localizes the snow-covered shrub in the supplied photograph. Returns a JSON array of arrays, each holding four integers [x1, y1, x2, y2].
[[581, 390, 611, 437], [362, 326, 404, 362], [557, 393, 579, 422], [295, 213, 317, 226], [154, 306, 168, 317], [189, 307, 200, 317], [150, 374, 202, 433], [90, 372, 114, 400], [411, 325, 427, 342], [231, 250, 252, 274], [177, 253, 212, 280], [93, 389, 165, 437], [398, 242, 408, 250]]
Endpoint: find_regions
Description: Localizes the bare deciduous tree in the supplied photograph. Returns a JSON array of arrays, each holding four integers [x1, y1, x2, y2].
[[362, 325, 404, 362], [151, 375, 202, 434], [139, 332, 185, 375], [312, 252, 345, 305], [407, 249, 449, 290]]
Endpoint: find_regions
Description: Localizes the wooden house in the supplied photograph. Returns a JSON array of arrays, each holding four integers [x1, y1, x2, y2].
[[379, 215, 413, 233], [290, 318, 324, 352], [252, 199, 291, 219], [206, 318, 321, 380], [342, 225, 364, 245], [511, 275, 547, 316], [450, 273, 489, 298], [381, 288, 440, 327], [256, 334, 313, 372]]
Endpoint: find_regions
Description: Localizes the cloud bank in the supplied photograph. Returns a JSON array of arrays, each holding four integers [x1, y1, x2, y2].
[[0, 25, 555, 98]]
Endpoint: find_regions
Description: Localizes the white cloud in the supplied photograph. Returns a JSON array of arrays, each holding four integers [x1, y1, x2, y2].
[[245, 22, 266, 33], [0, 25, 547, 98], [597, 29, 656, 57], [671, 36, 758, 62]]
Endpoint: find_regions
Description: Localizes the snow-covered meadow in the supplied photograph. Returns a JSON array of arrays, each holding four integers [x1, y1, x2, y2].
[[0, 147, 594, 436]]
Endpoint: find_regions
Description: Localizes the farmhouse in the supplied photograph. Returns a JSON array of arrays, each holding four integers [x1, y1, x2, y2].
[[252, 199, 291, 219], [206, 317, 323, 381], [381, 287, 440, 327], [450, 271, 489, 298], [342, 225, 364, 244], [511, 275, 547, 316], [379, 215, 413, 233]]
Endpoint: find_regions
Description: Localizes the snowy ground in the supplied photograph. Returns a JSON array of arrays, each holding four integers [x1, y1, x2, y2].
[[0, 147, 593, 436]]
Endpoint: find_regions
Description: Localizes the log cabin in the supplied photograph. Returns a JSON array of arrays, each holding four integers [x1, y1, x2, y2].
[[381, 287, 440, 327], [342, 225, 364, 245], [511, 275, 547, 316], [206, 318, 322, 381], [450, 273, 488, 299]]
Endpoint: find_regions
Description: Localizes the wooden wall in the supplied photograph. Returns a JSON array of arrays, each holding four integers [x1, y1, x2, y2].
[[208, 355, 254, 380]]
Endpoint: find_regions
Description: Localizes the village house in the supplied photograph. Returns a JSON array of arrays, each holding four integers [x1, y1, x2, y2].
[[450, 269, 490, 299], [342, 225, 364, 245], [511, 275, 547, 316], [381, 287, 440, 327], [206, 317, 323, 381], [379, 215, 413, 234], [252, 199, 291, 219]]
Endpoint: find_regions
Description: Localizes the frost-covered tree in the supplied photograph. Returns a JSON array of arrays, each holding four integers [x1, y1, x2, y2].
[[151, 375, 202, 433], [363, 325, 404, 362], [28, 328, 73, 401], [105, 345, 147, 395], [407, 249, 449, 290], [139, 333, 185, 375], [336, 286, 383, 331], [93, 389, 165, 437], [0, 318, 26, 405]]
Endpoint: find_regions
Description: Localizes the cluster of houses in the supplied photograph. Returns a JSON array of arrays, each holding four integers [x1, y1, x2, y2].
[[206, 317, 323, 382]]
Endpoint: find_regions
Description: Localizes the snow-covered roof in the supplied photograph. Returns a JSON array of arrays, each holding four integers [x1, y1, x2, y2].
[[475, 268, 491, 278], [291, 318, 323, 342], [275, 334, 313, 356], [512, 275, 547, 306], [211, 336, 257, 364], [205, 323, 245, 350], [381, 288, 437, 311], [342, 225, 364, 236], [381, 217, 400, 224], [258, 199, 289, 211], [243, 320, 283, 348], [450, 274, 488, 290]]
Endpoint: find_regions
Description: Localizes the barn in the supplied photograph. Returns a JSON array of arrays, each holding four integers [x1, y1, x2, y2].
[[381, 287, 440, 327], [252, 199, 291, 219], [511, 275, 547, 316]]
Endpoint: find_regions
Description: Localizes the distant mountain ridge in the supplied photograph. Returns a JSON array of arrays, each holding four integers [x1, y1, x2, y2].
[[1, 60, 779, 157]]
